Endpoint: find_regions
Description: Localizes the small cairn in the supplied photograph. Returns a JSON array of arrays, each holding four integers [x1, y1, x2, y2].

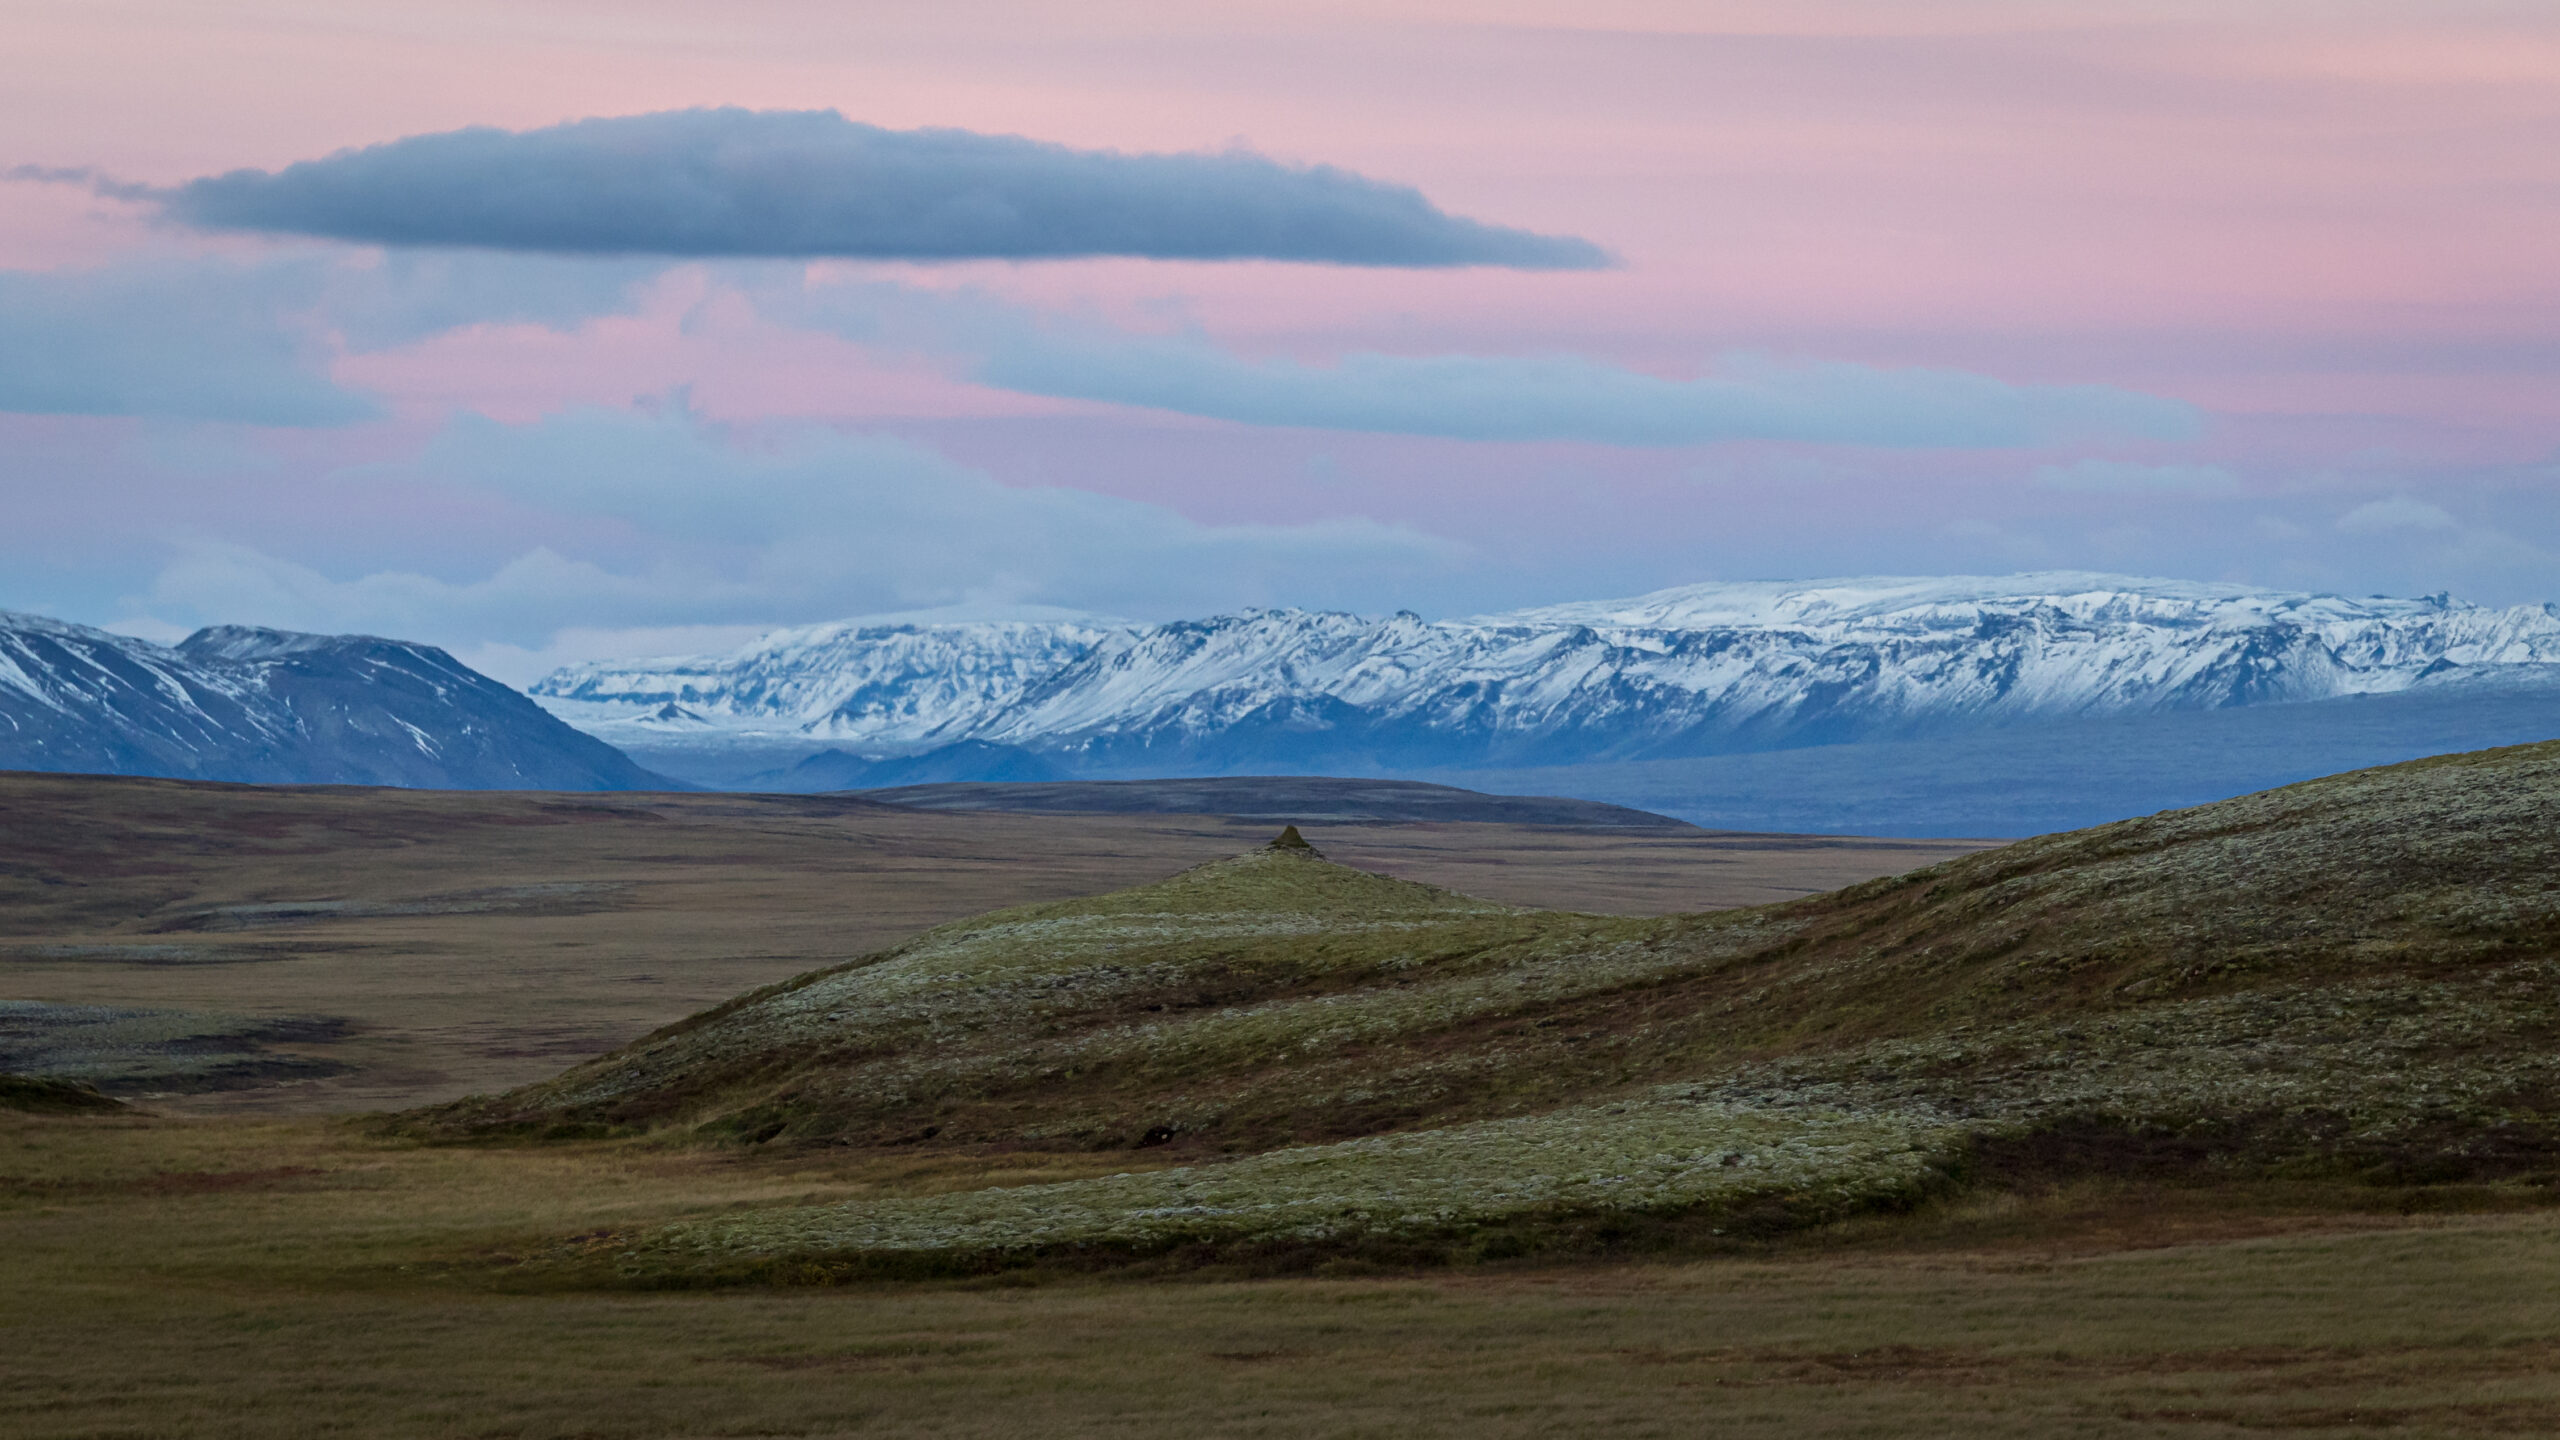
[[1266, 824, 1322, 857]]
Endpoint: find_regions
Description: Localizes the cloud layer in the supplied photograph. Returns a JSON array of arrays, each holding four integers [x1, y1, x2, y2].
[[159, 108, 1609, 269], [0, 257, 375, 425], [980, 341, 2202, 448], [0, 250, 678, 424], [2338, 497, 2459, 534], [2034, 460, 2239, 495], [135, 406, 1464, 663]]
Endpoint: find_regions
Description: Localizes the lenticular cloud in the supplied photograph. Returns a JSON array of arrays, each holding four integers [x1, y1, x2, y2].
[[158, 108, 1611, 270]]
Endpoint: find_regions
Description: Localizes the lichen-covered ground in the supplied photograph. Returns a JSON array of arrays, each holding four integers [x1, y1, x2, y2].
[[645, 1092, 1961, 1277], [16, 1100, 2560, 1438], [434, 740, 2560, 1273]]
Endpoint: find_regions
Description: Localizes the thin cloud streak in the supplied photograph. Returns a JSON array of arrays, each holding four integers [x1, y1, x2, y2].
[[775, 276, 2204, 447], [977, 339, 2202, 448]]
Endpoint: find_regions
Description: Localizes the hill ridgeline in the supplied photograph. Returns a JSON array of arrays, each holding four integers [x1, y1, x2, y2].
[[427, 739, 2560, 1275]]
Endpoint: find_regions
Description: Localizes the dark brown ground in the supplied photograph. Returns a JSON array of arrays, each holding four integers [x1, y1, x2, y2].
[[0, 772, 1991, 1113]]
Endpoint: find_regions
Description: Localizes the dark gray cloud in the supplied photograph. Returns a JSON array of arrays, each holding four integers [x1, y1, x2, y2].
[[156, 109, 1609, 269]]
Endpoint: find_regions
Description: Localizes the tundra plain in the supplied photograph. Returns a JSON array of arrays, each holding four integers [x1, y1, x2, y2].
[[7, 765, 2560, 1437], [0, 773, 1981, 1111]]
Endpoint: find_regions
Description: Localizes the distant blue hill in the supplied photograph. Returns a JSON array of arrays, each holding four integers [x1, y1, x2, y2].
[[744, 740, 1064, 792], [1431, 672, 2560, 837]]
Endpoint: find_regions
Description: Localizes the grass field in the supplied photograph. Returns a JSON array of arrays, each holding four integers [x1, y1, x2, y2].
[[9, 1103, 2560, 1438], [8, 765, 2560, 1436], [0, 773, 1985, 1113]]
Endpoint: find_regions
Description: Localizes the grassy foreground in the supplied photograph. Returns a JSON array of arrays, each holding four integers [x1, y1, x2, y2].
[[9, 1103, 2560, 1438]]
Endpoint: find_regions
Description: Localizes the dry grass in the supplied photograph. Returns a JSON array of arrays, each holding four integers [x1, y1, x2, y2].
[[7, 1104, 2560, 1438], [8, 758, 2560, 1435]]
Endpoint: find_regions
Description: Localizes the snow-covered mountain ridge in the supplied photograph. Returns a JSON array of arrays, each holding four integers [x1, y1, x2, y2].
[[528, 573, 2560, 773], [0, 611, 669, 788], [531, 619, 1119, 745]]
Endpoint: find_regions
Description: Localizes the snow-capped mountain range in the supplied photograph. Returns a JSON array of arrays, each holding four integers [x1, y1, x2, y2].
[[530, 573, 2560, 774], [534, 619, 1119, 748], [0, 612, 669, 789]]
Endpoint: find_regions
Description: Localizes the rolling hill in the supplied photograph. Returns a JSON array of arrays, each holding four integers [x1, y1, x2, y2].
[[428, 738, 2560, 1277]]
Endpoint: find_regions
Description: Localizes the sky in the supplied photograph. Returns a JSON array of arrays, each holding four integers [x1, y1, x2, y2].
[[4, 0, 2556, 682]]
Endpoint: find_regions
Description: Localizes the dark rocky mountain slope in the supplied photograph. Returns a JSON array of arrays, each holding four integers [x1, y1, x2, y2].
[[0, 612, 672, 789]]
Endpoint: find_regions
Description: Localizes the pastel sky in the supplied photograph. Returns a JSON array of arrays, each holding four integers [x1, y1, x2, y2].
[[5, 0, 2556, 681]]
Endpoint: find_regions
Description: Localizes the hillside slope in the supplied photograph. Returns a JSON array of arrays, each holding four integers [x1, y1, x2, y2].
[[439, 740, 2560, 1273], [0, 613, 673, 789]]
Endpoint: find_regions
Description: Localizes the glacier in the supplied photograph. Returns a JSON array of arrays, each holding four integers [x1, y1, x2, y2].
[[528, 572, 2560, 775]]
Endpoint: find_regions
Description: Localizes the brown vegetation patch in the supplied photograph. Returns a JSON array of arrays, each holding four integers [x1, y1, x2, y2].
[[728, 1340, 999, 1371], [2121, 1400, 2560, 1432], [1969, 1110, 2560, 1189]]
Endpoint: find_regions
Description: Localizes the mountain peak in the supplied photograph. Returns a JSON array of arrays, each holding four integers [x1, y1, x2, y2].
[[526, 573, 2560, 774], [0, 611, 673, 790], [176, 624, 409, 664]]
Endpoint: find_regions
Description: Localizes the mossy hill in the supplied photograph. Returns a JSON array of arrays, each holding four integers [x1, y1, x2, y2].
[[426, 742, 2560, 1277]]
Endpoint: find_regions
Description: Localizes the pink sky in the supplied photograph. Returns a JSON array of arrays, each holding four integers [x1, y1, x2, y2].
[[3, 0, 2556, 678]]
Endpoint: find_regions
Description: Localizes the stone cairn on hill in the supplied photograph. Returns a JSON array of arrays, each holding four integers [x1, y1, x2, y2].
[[1266, 825, 1322, 857]]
